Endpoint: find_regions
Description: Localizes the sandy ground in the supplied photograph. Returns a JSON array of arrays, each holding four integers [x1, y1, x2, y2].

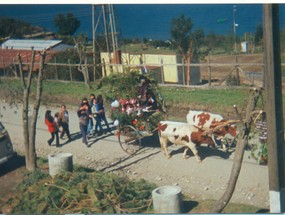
[[0, 102, 269, 209]]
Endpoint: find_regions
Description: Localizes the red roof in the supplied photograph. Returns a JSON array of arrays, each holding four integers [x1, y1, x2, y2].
[[0, 49, 57, 71]]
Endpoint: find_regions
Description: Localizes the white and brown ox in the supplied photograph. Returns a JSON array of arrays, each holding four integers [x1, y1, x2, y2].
[[186, 110, 238, 149], [157, 121, 216, 163]]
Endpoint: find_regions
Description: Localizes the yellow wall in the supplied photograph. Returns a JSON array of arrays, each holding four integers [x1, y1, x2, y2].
[[100, 52, 179, 83], [144, 54, 178, 83]]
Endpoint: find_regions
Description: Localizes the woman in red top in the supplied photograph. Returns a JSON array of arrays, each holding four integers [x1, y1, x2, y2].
[[45, 110, 60, 147]]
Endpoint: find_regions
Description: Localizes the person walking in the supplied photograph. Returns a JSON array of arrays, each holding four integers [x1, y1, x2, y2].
[[45, 110, 60, 147], [58, 104, 71, 141], [96, 94, 112, 134], [88, 93, 96, 136], [77, 98, 92, 147], [90, 96, 100, 136]]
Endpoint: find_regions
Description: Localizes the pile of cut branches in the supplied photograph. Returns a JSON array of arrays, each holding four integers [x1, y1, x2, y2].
[[101, 71, 166, 112], [3, 168, 156, 214]]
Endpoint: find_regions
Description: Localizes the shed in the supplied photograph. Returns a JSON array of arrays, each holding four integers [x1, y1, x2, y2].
[[0, 49, 56, 71], [1, 39, 62, 51], [100, 51, 201, 85], [0, 39, 74, 72]]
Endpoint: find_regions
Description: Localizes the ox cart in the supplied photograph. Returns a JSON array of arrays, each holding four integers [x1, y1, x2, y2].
[[116, 112, 158, 155], [110, 76, 167, 155], [112, 98, 166, 155]]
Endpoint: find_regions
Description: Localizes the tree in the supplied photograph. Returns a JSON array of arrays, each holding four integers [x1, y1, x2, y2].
[[212, 88, 263, 212], [0, 17, 41, 39], [190, 29, 206, 60], [170, 14, 193, 85], [74, 35, 91, 89], [170, 14, 193, 55], [18, 50, 47, 171], [54, 13, 80, 36]]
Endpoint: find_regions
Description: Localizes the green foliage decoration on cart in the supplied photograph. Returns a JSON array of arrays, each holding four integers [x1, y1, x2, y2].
[[107, 71, 167, 131]]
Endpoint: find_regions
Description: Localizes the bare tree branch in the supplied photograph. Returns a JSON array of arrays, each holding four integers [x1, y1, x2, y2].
[[74, 37, 91, 89], [212, 87, 263, 213]]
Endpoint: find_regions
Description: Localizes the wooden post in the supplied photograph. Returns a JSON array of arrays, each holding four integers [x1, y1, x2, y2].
[[160, 59, 165, 84], [235, 55, 240, 85], [208, 56, 211, 86], [263, 4, 285, 213], [2, 58, 6, 77], [54, 57, 58, 80], [102, 58, 107, 77], [182, 58, 185, 85], [68, 59, 73, 81]]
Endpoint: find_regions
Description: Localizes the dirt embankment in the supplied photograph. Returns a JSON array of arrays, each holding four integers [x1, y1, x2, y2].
[[200, 54, 263, 86]]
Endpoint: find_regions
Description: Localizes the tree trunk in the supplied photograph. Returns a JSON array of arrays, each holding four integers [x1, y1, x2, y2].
[[186, 56, 190, 85], [74, 37, 91, 89], [83, 59, 91, 89], [212, 88, 263, 213], [27, 51, 46, 171], [22, 89, 30, 167], [18, 50, 46, 171]]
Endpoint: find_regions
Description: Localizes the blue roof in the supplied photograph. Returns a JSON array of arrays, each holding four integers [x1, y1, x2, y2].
[[1, 39, 62, 51]]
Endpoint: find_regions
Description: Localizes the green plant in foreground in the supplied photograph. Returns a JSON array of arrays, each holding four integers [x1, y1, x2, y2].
[[5, 168, 156, 214]]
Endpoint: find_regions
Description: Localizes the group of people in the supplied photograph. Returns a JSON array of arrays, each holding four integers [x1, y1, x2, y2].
[[44, 104, 71, 147], [44, 94, 113, 148], [77, 94, 113, 147], [44, 76, 161, 147]]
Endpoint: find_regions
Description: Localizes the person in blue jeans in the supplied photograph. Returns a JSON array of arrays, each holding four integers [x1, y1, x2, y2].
[[87, 93, 96, 136], [77, 98, 92, 147], [95, 94, 113, 135], [91, 97, 100, 135]]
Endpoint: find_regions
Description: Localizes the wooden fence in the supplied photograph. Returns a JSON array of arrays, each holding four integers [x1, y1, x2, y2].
[[1, 60, 283, 87]]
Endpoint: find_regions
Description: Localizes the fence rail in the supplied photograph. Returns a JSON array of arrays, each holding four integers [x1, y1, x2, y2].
[[1, 60, 285, 87]]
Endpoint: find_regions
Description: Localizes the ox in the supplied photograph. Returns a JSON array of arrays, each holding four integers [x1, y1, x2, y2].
[[157, 121, 216, 163], [186, 110, 238, 150]]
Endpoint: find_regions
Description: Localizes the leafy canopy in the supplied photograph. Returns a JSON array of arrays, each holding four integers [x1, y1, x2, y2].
[[0, 16, 41, 38], [54, 13, 80, 36], [170, 14, 193, 55]]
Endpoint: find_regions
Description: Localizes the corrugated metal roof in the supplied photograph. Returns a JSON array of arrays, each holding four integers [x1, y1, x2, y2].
[[1, 39, 62, 51], [52, 43, 75, 51]]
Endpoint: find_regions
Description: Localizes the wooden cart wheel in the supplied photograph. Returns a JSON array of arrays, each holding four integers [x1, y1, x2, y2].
[[118, 125, 142, 155]]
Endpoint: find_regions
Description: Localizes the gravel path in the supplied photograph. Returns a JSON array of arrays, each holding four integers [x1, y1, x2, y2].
[[0, 102, 269, 209]]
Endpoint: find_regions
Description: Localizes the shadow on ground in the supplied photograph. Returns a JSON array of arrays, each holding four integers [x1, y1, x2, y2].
[[182, 200, 199, 213], [0, 154, 25, 177]]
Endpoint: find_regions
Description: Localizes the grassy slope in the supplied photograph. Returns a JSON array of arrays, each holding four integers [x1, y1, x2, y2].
[[0, 78, 281, 119], [0, 79, 249, 107]]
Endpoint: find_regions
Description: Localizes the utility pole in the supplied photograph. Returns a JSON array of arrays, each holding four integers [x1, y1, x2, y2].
[[108, 4, 116, 54], [110, 4, 119, 51], [91, 4, 120, 75], [263, 4, 285, 213], [233, 5, 238, 53], [92, 4, 96, 81]]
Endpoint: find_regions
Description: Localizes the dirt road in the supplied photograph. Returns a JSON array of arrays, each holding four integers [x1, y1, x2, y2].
[[0, 102, 269, 209]]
